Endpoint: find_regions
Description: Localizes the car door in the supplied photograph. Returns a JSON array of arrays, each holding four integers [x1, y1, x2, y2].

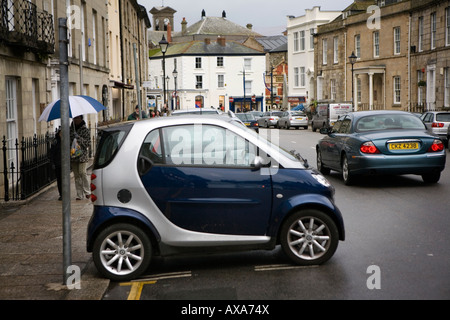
[[138, 124, 273, 236], [320, 117, 352, 169]]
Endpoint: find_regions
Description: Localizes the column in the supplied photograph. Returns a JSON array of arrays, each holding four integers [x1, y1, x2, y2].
[[368, 72, 374, 110]]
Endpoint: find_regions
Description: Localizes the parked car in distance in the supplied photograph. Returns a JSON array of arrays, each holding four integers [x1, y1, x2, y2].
[[248, 111, 264, 120], [235, 113, 259, 132], [316, 111, 446, 185], [171, 108, 221, 116], [88, 115, 345, 281], [420, 111, 450, 148], [257, 111, 284, 128], [277, 111, 309, 130]]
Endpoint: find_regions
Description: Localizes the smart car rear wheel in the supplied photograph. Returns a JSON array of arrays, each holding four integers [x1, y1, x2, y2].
[[280, 210, 339, 265], [93, 223, 152, 281]]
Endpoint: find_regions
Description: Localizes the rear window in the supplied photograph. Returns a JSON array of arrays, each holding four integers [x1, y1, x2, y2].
[[356, 114, 425, 132], [436, 113, 450, 122], [94, 125, 132, 169]]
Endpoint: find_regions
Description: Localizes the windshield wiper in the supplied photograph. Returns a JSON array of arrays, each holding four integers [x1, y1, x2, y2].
[[290, 150, 309, 168]]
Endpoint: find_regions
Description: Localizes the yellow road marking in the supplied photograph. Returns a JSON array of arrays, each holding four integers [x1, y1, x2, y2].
[[120, 281, 156, 300]]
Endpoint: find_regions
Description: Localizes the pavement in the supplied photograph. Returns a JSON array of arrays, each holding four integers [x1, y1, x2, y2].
[[0, 174, 110, 300]]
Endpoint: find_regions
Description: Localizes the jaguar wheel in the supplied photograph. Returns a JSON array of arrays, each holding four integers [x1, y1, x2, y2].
[[280, 210, 339, 265], [316, 149, 330, 175], [93, 223, 152, 281]]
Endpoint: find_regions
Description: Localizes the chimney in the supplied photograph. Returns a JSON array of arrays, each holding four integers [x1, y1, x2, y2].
[[222, 10, 226, 18], [217, 37, 226, 46], [167, 22, 172, 43], [181, 17, 187, 36]]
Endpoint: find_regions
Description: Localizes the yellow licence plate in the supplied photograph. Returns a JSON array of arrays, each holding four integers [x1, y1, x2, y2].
[[295, 118, 303, 120], [389, 142, 419, 150]]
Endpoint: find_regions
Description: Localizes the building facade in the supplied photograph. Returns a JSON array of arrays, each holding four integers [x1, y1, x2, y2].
[[108, 0, 150, 121], [409, 0, 450, 111], [149, 38, 266, 112], [287, 6, 341, 108], [314, 0, 450, 113]]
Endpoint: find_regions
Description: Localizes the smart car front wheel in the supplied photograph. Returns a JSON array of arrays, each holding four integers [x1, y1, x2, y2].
[[280, 210, 339, 266], [93, 223, 152, 281]]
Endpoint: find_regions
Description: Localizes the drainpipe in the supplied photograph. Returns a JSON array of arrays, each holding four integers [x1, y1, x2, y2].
[[119, 0, 125, 119]]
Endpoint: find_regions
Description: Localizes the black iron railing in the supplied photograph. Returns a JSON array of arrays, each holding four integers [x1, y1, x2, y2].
[[0, 0, 55, 54], [1, 133, 56, 202]]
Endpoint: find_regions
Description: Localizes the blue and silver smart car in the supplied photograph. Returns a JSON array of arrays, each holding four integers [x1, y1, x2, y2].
[[87, 115, 345, 281]]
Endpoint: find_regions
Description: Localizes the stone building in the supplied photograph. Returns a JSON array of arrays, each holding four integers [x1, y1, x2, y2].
[[315, 0, 450, 112], [0, 0, 56, 182], [108, 0, 150, 120], [315, 0, 411, 111], [409, 0, 450, 111]]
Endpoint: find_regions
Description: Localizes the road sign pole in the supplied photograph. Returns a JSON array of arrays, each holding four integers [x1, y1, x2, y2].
[[59, 18, 72, 285]]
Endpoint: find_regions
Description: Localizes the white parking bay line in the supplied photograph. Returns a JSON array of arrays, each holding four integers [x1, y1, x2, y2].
[[254, 264, 319, 272]]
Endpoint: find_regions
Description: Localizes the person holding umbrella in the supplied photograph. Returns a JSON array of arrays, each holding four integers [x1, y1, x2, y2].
[[70, 115, 91, 200]]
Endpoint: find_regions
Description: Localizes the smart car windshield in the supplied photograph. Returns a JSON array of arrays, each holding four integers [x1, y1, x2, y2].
[[355, 114, 426, 132]]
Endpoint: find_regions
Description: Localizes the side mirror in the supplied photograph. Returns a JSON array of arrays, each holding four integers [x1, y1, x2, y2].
[[251, 156, 267, 171], [319, 127, 331, 135]]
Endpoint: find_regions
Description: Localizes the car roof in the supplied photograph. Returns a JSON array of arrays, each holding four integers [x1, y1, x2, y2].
[[349, 110, 415, 119]]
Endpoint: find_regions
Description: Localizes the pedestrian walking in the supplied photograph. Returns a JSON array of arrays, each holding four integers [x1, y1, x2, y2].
[[70, 115, 91, 200], [49, 128, 62, 200]]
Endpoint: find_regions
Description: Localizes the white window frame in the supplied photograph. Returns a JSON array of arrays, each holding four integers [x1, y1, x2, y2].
[[373, 31, 379, 57], [294, 32, 299, 52], [393, 76, 401, 104], [300, 30, 305, 51], [444, 68, 450, 107], [330, 79, 336, 101], [355, 35, 361, 58], [394, 27, 401, 55], [300, 67, 306, 87], [446, 8, 450, 46], [218, 74, 225, 88], [294, 67, 299, 87], [217, 56, 224, 67], [245, 80, 252, 96], [418, 16, 424, 52], [322, 39, 327, 65], [333, 37, 339, 64], [431, 12, 436, 50], [244, 58, 252, 71], [195, 57, 202, 69], [5, 77, 18, 169], [310, 28, 315, 50], [196, 75, 203, 89], [418, 70, 424, 105]]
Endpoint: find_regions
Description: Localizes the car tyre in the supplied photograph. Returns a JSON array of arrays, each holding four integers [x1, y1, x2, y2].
[[341, 155, 354, 185], [422, 171, 441, 184], [93, 223, 152, 281], [316, 149, 330, 175], [280, 209, 339, 266]]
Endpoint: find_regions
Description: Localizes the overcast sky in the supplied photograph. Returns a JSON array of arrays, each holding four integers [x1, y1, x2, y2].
[[138, 0, 354, 36]]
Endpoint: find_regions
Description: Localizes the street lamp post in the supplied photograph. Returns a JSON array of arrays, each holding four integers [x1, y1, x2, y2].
[[172, 68, 178, 110], [348, 52, 357, 110], [159, 35, 169, 110]]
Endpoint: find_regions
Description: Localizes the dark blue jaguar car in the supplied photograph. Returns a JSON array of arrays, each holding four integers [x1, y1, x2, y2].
[[316, 111, 446, 185]]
